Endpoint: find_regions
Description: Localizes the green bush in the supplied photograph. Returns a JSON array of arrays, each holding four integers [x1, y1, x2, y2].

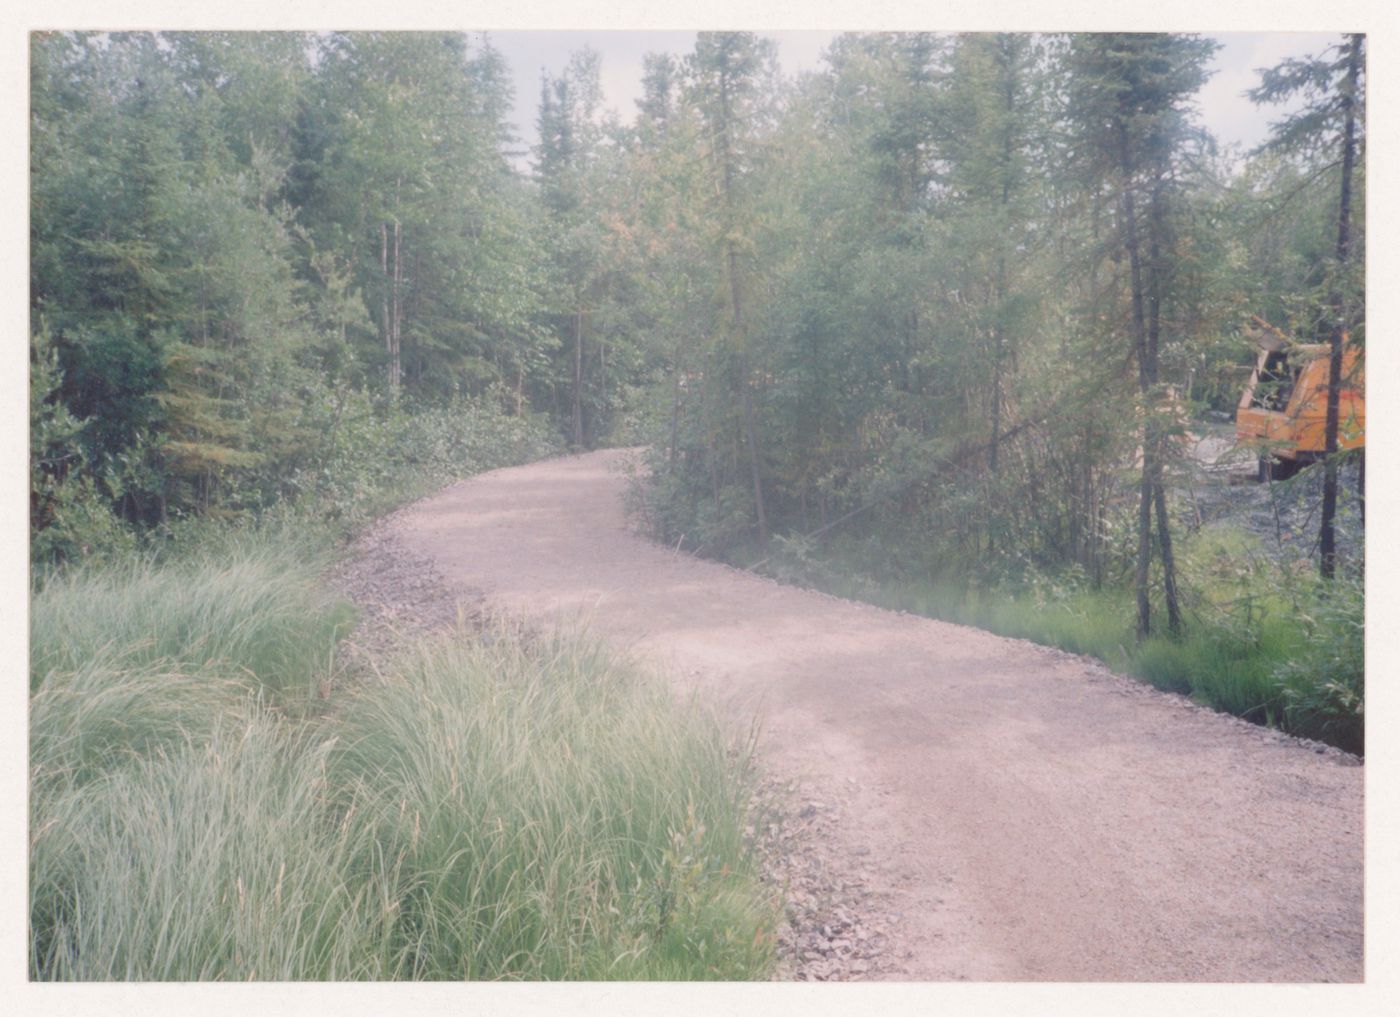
[[31, 376, 562, 571], [1275, 575, 1364, 754], [30, 324, 138, 568], [290, 393, 560, 530], [29, 473, 137, 570]]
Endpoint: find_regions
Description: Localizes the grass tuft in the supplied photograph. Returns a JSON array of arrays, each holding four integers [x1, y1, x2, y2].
[[31, 536, 354, 699], [30, 540, 776, 980], [329, 623, 775, 980]]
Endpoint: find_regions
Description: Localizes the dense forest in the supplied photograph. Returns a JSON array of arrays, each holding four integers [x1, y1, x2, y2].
[[31, 31, 1364, 742]]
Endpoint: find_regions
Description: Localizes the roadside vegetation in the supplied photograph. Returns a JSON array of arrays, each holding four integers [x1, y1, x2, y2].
[[30, 330, 778, 979], [30, 327, 777, 978], [30, 529, 776, 980]]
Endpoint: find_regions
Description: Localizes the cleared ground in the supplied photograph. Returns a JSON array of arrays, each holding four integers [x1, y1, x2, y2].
[[390, 449, 1362, 982]]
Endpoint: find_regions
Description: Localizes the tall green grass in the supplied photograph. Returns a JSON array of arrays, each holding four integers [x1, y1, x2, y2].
[[30, 543, 775, 980], [29, 539, 372, 978], [31, 707, 405, 980], [329, 626, 774, 980], [31, 530, 354, 698]]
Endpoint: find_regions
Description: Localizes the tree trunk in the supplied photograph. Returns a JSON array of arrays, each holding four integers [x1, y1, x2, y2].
[[1118, 121, 1154, 639], [380, 222, 393, 393], [1320, 33, 1361, 581], [1358, 450, 1366, 530], [988, 38, 1016, 480], [716, 56, 769, 545], [1153, 477, 1182, 635], [391, 219, 402, 393], [1134, 461, 1153, 638], [1145, 169, 1181, 631], [668, 336, 685, 473], [987, 261, 1006, 559], [572, 307, 584, 449], [731, 239, 768, 544], [701, 364, 720, 511], [739, 357, 768, 544], [1117, 109, 1183, 638]]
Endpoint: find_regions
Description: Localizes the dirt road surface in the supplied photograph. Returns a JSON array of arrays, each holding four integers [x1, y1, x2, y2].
[[390, 449, 1363, 982]]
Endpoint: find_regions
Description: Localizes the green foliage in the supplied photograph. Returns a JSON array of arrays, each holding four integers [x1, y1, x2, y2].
[[533, 48, 631, 448], [287, 393, 560, 529], [32, 29, 1367, 588], [30, 535, 353, 699], [31, 31, 560, 549], [329, 625, 775, 979], [30, 325, 137, 566], [31, 32, 321, 522], [295, 32, 539, 399], [1249, 35, 1365, 161], [29, 536, 775, 980], [1274, 574, 1364, 753]]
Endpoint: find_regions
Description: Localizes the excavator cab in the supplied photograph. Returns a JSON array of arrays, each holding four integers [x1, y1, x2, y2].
[[1247, 349, 1298, 412], [1235, 317, 1364, 481]]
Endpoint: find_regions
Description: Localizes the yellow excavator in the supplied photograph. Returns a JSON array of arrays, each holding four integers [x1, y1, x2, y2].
[[1235, 315, 1365, 481]]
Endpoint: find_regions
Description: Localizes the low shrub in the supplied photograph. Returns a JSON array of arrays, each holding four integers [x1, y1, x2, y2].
[[1274, 574, 1364, 754], [289, 393, 560, 531]]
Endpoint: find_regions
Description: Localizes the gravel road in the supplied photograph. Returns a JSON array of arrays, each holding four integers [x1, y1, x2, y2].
[[379, 448, 1363, 982]]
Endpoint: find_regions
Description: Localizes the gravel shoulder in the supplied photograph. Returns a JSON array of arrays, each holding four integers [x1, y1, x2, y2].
[[348, 448, 1363, 982]]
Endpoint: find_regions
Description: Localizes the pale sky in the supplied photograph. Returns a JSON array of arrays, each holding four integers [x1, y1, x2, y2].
[[486, 30, 1344, 166]]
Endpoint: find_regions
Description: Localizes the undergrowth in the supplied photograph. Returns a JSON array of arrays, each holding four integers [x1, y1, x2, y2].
[[29, 547, 775, 980], [32, 394, 561, 572]]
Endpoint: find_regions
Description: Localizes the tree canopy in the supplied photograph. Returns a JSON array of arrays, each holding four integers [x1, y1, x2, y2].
[[32, 30, 1364, 598]]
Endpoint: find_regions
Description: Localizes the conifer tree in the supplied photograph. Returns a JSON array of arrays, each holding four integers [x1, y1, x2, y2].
[[1250, 33, 1365, 579], [686, 31, 777, 544], [1067, 33, 1217, 637]]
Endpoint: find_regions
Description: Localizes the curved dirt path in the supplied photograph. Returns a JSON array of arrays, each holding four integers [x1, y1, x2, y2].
[[391, 449, 1362, 982]]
